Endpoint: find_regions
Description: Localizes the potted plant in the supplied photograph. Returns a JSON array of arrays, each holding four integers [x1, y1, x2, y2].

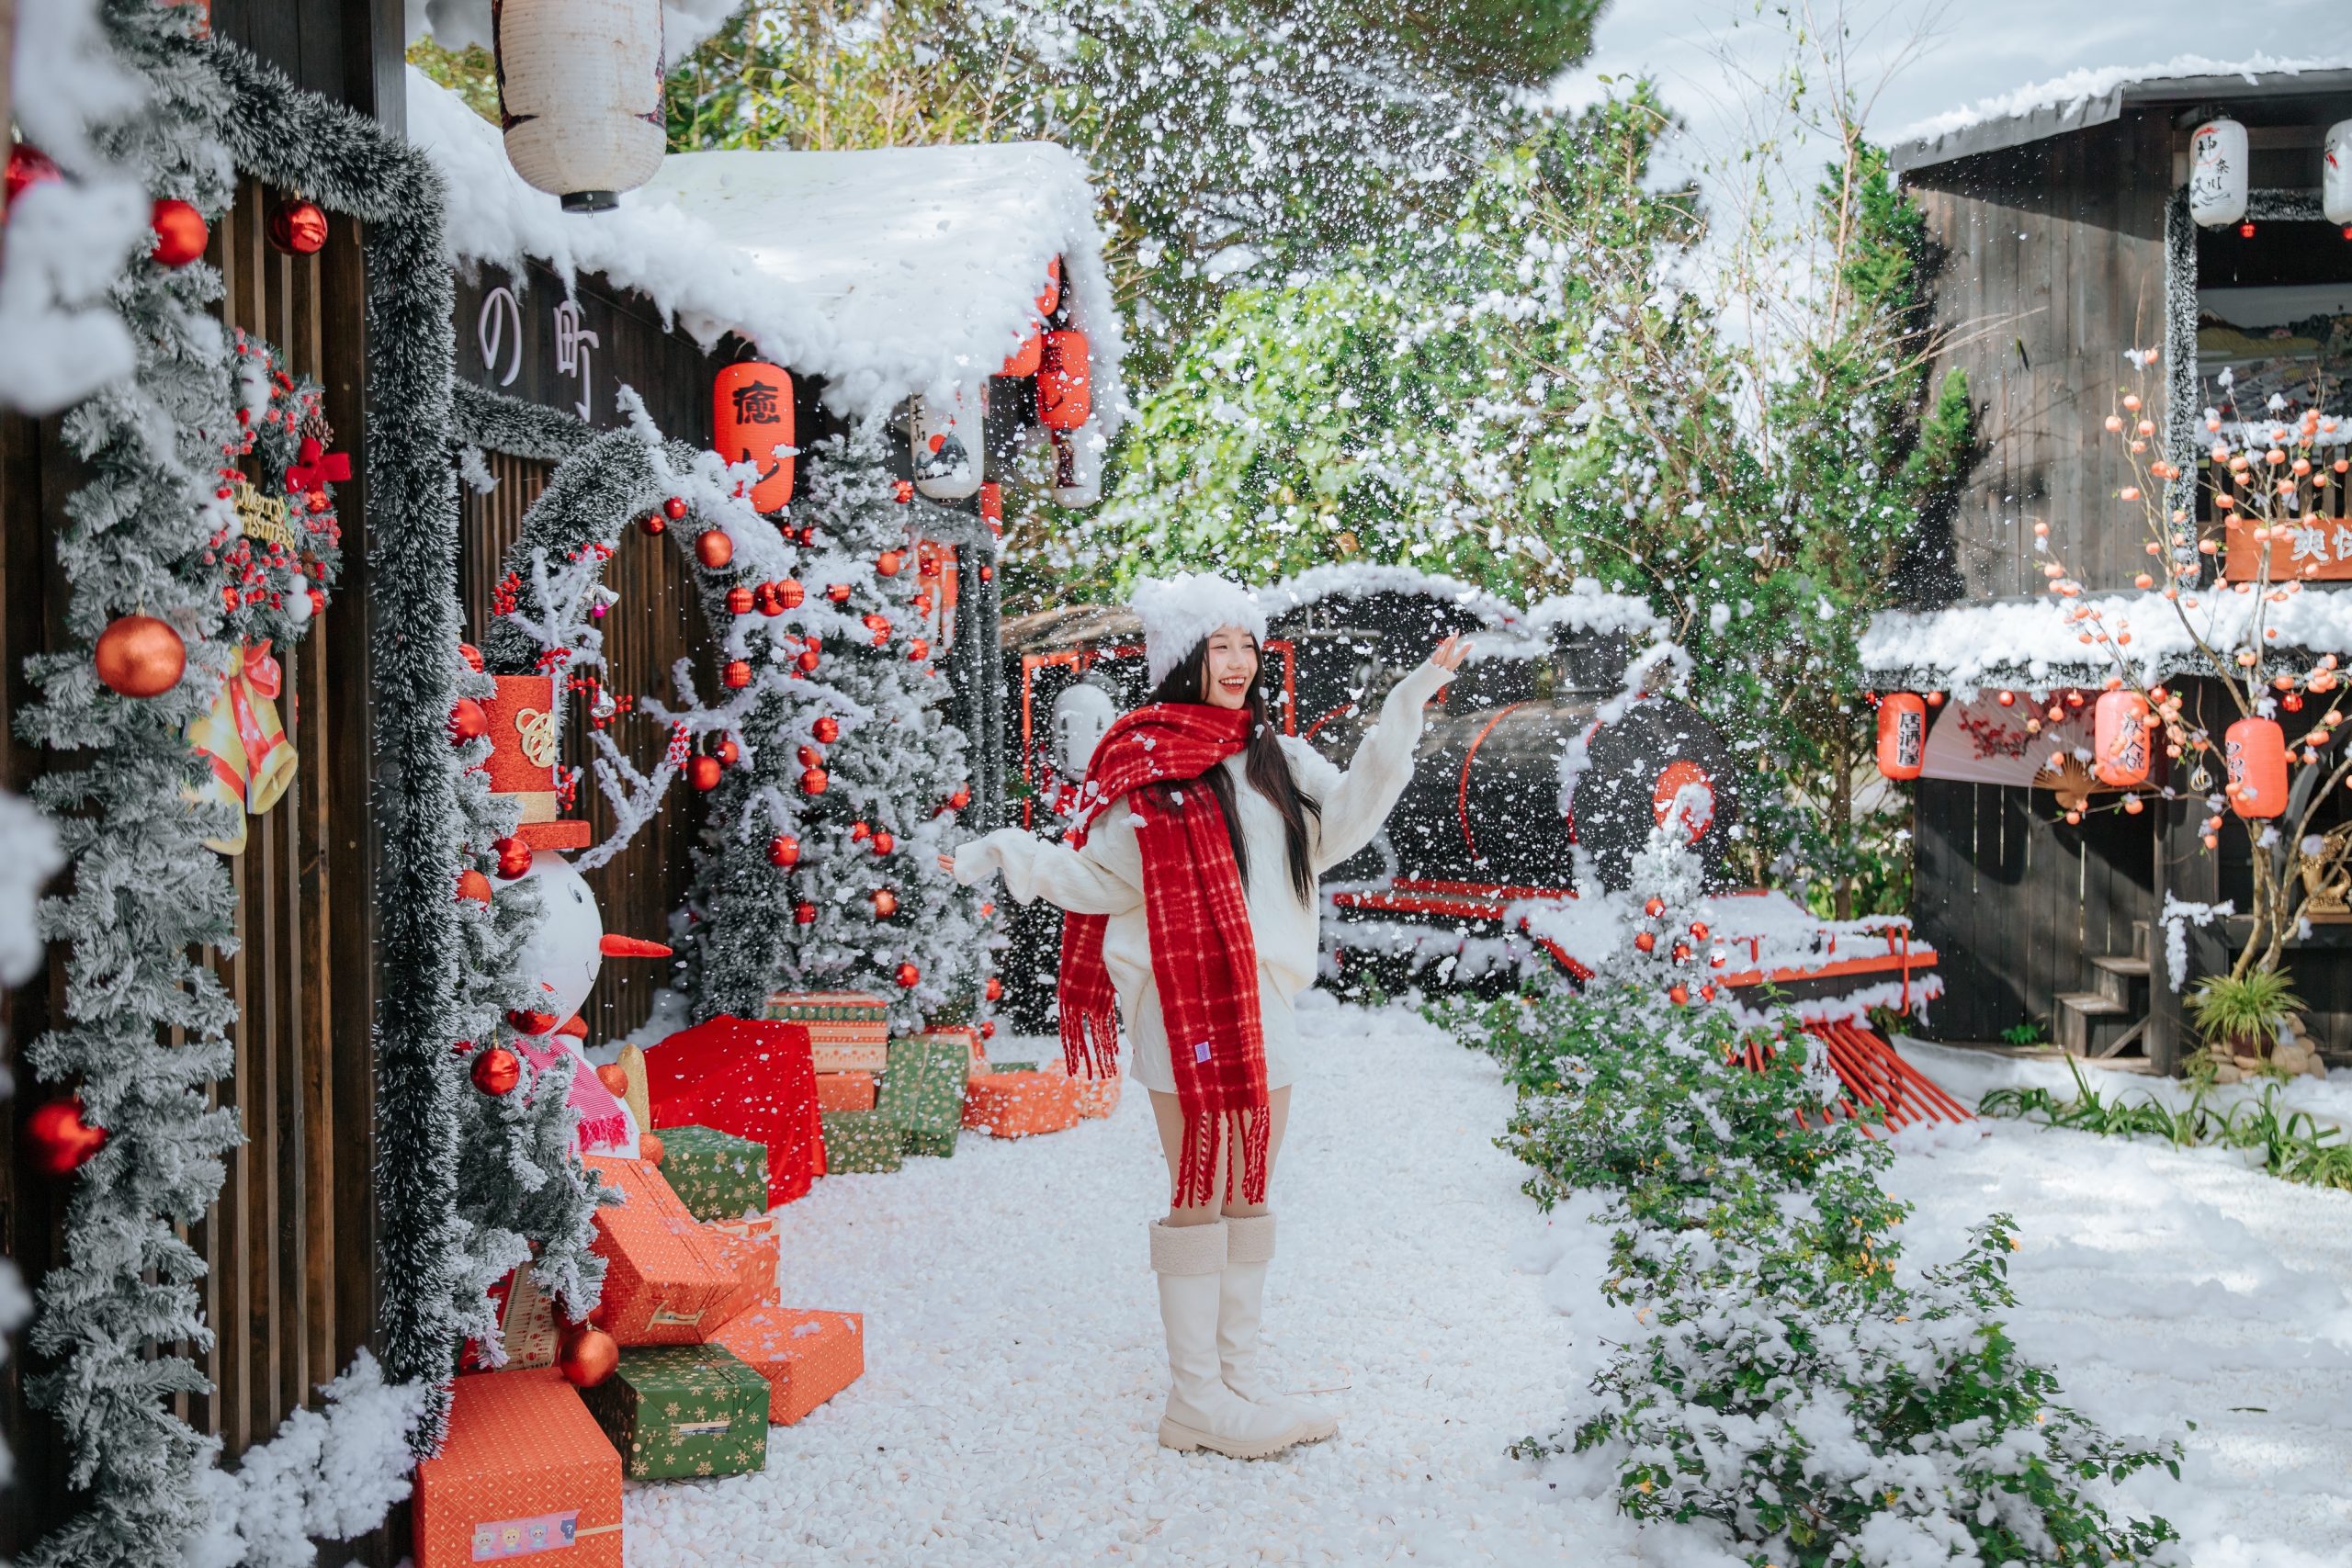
[[2186, 969, 2308, 1082]]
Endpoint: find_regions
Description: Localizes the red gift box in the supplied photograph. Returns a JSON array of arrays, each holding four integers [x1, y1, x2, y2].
[[714, 1306, 865, 1426], [413, 1369, 622, 1567], [961, 1070, 1082, 1138], [645, 1017, 823, 1206], [582, 1156, 744, 1344], [815, 1071, 876, 1112], [706, 1222, 781, 1325], [1073, 1073, 1123, 1119]]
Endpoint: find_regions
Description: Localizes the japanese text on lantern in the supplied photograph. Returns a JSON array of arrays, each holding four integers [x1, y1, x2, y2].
[[2223, 514, 2352, 581], [731, 379, 784, 426]]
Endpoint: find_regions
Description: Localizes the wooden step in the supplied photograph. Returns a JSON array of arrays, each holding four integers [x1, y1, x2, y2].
[[2089, 953, 2151, 1006], [2054, 991, 2148, 1059]]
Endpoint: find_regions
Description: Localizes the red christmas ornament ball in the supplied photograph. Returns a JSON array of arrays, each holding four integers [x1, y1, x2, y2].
[[150, 197, 208, 266], [696, 529, 735, 570], [688, 755, 724, 791], [908, 638, 931, 663], [639, 1132, 665, 1167], [27, 1098, 107, 1176], [776, 578, 806, 610], [871, 888, 899, 919], [1671, 941, 1692, 963], [979, 1020, 996, 1040], [812, 716, 841, 743], [94, 615, 187, 697], [494, 837, 533, 878], [895, 962, 921, 989], [799, 766, 829, 795], [727, 584, 756, 615], [794, 900, 818, 925], [767, 833, 801, 869], [506, 1009, 558, 1036], [6, 143, 62, 209], [1634, 931, 1657, 953], [871, 830, 895, 856], [266, 197, 329, 255], [984, 976, 1003, 1002], [595, 1063, 630, 1095], [449, 697, 489, 742], [797, 745, 822, 769], [715, 737, 740, 766], [470, 1045, 522, 1096], [848, 820, 872, 841], [947, 786, 971, 812], [1690, 921, 1710, 942], [1643, 897, 1666, 919], [640, 513, 668, 536], [826, 583, 852, 604], [1668, 984, 1690, 1006], [558, 1325, 619, 1388], [457, 868, 493, 904], [876, 549, 904, 577], [796, 648, 821, 673], [722, 659, 753, 690], [458, 641, 486, 672], [663, 497, 689, 521]]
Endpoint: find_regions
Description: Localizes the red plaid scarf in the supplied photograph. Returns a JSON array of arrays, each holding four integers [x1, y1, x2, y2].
[[1060, 702, 1271, 1208]]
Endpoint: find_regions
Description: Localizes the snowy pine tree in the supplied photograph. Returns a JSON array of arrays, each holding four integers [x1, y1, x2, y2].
[[682, 423, 993, 1031]]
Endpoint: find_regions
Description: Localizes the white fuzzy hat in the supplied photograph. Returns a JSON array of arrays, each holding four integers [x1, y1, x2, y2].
[[1131, 572, 1269, 689]]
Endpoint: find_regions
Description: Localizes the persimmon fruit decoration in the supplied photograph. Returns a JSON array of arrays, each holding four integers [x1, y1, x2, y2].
[[1874, 693, 1928, 780], [2224, 716, 2288, 818], [2092, 691, 2151, 787]]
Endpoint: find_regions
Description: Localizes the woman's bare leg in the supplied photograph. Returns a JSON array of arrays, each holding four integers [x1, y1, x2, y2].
[[1150, 1087, 1290, 1224]]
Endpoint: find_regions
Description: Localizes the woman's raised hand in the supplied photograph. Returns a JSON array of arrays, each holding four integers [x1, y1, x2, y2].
[[937, 853, 956, 872], [1431, 634, 1473, 672]]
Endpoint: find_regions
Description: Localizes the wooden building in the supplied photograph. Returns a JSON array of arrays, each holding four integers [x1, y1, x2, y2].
[[1869, 63, 2352, 1071]]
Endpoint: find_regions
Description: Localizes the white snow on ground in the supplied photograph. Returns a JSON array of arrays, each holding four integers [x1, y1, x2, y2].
[[1888, 1039, 2352, 1568], [620, 996, 1645, 1567]]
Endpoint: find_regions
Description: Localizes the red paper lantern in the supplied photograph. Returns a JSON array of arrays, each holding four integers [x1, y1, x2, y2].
[[727, 584, 756, 615], [723, 659, 753, 690], [2093, 691, 2152, 787], [696, 528, 735, 570], [895, 962, 921, 989], [558, 1325, 619, 1388], [457, 868, 493, 904], [26, 1098, 107, 1176], [1036, 255, 1062, 318], [812, 716, 841, 743], [1038, 330, 1091, 430], [1000, 332, 1043, 378], [775, 578, 805, 610], [150, 197, 208, 266], [713, 361, 797, 512], [688, 755, 724, 791], [800, 766, 830, 795], [94, 615, 187, 697], [871, 888, 899, 919], [794, 900, 818, 925], [449, 697, 489, 743], [266, 197, 328, 255], [1874, 693, 1928, 780], [2225, 716, 2288, 818], [470, 1046, 523, 1096], [767, 833, 801, 869]]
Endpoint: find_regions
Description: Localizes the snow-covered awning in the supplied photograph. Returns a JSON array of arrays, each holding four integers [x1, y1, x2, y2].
[[1889, 55, 2352, 173], [1860, 587, 2352, 697], [406, 69, 1125, 428]]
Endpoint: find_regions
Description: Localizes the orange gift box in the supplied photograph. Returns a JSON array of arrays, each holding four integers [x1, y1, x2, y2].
[[815, 1071, 876, 1112], [582, 1156, 744, 1344], [1073, 1073, 1123, 1119], [706, 1222, 781, 1325], [413, 1369, 622, 1567], [714, 1306, 865, 1426], [961, 1070, 1081, 1138]]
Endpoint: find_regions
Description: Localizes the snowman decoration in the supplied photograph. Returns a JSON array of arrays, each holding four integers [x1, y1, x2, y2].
[[484, 673, 669, 1155]]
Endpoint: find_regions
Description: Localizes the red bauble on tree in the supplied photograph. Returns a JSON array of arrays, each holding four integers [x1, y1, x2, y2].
[[876, 549, 903, 577], [595, 1063, 630, 1095], [799, 766, 829, 795], [27, 1098, 107, 1176], [871, 888, 899, 919], [559, 1325, 619, 1388], [266, 197, 328, 255], [639, 512, 668, 536], [149, 197, 208, 265], [984, 976, 1003, 1003], [94, 615, 187, 697], [457, 868, 493, 904], [494, 837, 532, 878], [826, 583, 852, 604], [506, 1009, 558, 1036], [767, 833, 801, 868], [894, 962, 921, 989], [812, 716, 841, 743], [870, 830, 894, 856], [797, 745, 823, 770], [722, 659, 753, 689], [794, 901, 818, 925], [907, 638, 931, 663], [775, 578, 806, 609], [695, 528, 735, 569], [688, 755, 724, 791], [715, 737, 740, 766], [1643, 897, 1666, 919], [663, 497, 689, 521], [726, 584, 755, 615], [1634, 931, 1657, 953], [470, 1046, 523, 1096], [848, 820, 871, 841], [6, 144, 62, 209], [449, 697, 489, 743], [946, 786, 971, 812], [796, 648, 821, 673]]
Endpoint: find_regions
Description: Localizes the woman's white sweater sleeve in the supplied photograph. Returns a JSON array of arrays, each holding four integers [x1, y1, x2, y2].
[[955, 809, 1145, 917], [1297, 659, 1452, 871]]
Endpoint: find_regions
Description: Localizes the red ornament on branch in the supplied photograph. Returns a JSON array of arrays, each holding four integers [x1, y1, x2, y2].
[[559, 1325, 619, 1388], [494, 837, 532, 878], [266, 197, 329, 255], [449, 697, 489, 743], [457, 868, 493, 904], [799, 766, 829, 795], [722, 659, 752, 690], [946, 785, 971, 812], [5, 144, 62, 209], [94, 615, 187, 697], [908, 638, 931, 663], [876, 549, 903, 577], [640, 513, 667, 536], [688, 755, 724, 791], [150, 197, 208, 266], [895, 962, 921, 989], [796, 648, 821, 673], [870, 830, 894, 856], [696, 528, 735, 570], [1634, 931, 1657, 953], [775, 578, 805, 609], [595, 1063, 630, 1095], [663, 496, 689, 521], [727, 585, 755, 615], [715, 738, 740, 766], [506, 1010, 558, 1037], [767, 833, 801, 869], [985, 976, 1003, 1002], [812, 716, 841, 743], [470, 1046, 523, 1096], [848, 821, 871, 842], [871, 888, 899, 919], [826, 583, 852, 604], [794, 901, 818, 925], [27, 1098, 107, 1176]]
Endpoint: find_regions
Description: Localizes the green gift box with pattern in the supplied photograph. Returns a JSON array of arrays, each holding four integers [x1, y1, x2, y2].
[[654, 1124, 770, 1221], [989, 1060, 1038, 1075], [582, 1342, 771, 1482], [878, 1035, 967, 1148], [902, 1127, 957, 1158], [820, 1110, 903, 1174]]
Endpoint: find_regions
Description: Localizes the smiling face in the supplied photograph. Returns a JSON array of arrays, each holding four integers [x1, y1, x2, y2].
[[1202, 625, 1260, 710]]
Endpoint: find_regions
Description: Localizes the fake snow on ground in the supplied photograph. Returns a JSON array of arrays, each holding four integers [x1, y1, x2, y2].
[[618, 1002, 2352, 1567]]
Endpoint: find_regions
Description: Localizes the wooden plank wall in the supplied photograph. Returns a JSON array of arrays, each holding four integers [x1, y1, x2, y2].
[[0, 173, 383, 1554], [455, 459, 715, 1040], [1905, 110, 2176, 601]]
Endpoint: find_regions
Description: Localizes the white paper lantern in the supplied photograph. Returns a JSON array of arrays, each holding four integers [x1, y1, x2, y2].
[[494, 0, 667, 213], [910, 387, 981, 502], [2325, 118, 2352, 228], [2188, 117, 2248, 229], [1051, 682, 1118, 781], [1050, 423, 1103, 509]]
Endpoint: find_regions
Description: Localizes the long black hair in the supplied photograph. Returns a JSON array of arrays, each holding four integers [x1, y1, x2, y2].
[[1146, 634, 1322, 903]]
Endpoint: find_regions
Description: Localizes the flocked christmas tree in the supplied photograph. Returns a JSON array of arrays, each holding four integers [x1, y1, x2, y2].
[[680, 421, 994, 1032]]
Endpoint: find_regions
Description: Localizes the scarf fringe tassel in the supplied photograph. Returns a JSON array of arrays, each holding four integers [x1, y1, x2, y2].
[[1172, 1105, 1271, 1211]]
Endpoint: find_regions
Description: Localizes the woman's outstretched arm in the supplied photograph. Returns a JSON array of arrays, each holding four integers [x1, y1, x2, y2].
[[952, 796, 1146, 916], [1291, 636, 1469, 873]]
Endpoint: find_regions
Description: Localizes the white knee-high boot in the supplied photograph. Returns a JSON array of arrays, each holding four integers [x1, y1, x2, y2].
[[1151, 1219, 1312, 1459], [1219, 1213, 1337, 1441]]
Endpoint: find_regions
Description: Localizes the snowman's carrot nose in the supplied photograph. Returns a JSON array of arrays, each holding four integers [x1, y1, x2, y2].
[[599, 935, 673, 958]]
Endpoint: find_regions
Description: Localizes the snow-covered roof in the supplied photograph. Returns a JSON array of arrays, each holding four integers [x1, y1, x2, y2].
[[1889, 54, 2352, 173], [1860, 587, 2352, 697], [406, 68, 1126, 428]]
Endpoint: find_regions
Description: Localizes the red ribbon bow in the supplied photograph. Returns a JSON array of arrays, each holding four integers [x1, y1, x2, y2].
[[285, 436, 350, 496]]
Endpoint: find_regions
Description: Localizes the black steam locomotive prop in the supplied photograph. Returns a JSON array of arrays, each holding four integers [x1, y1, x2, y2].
[[996, 575, 1956, 1130]]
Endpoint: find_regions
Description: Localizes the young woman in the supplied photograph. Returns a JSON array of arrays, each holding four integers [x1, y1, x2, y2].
[[954, 573, 1467, 1460]]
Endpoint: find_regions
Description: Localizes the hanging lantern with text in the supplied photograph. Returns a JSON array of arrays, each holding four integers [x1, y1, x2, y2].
[[1050, 424, 1102, 508], [714, 361, 796, 511], [910, 386, 982, 502], [492, 0, 667, 213], [2225, 716, 2288, 818], [1874, 693, 1928, 781], [1038, 330, 1091, 431], [2092, 691, 2151, 786], [2325, 119, 2352, 228], [2188, 118, 2249, 229]]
